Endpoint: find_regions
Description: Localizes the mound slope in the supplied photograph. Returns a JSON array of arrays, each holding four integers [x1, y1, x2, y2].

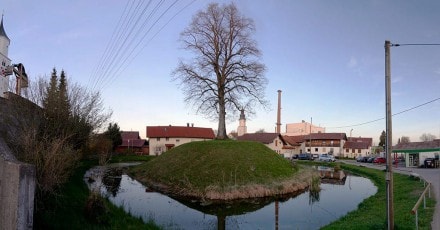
[[130, 140, 316, 200]]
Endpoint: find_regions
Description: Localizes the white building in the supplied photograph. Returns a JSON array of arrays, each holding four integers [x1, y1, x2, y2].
[[237, 109, 247, 136], [393, 139, 440, 168], [0, 17, 11, 98], [343, 137, 373, 158], [237, 133, 295, 158], [146, 125, 215, 155]]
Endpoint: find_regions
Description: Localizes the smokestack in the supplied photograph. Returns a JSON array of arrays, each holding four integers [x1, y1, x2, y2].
[[276, 90, 282, 134]]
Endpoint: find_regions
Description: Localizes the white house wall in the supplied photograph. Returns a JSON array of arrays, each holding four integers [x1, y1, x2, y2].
[[149, 137, 211, 155], [343, 148, 372, 158]]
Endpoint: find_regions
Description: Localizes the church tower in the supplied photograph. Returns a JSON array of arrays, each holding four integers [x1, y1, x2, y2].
[[0, 16, 11, 98], [237, 109, 247, 136]]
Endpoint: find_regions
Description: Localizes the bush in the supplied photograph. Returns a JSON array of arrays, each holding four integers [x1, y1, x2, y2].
[[84, 192, 109, 225]]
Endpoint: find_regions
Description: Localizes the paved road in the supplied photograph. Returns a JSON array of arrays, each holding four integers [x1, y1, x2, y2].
[[341, 160, 439, 230]]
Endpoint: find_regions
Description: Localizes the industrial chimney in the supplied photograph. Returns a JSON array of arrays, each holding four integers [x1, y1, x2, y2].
[[276, 90, 282, 134]]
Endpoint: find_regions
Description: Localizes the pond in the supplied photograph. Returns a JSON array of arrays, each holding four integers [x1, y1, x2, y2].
[[84, 164, 377, 229]]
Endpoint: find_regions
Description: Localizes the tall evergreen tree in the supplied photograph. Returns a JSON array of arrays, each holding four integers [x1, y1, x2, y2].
[[58, 70, 70, 121], [104, 123, 122, 151], [378, 130, 386, 148]]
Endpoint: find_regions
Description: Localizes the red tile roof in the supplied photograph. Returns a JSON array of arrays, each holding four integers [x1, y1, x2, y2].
[[344, 141, 371, 149], [282, 135, 304, 146], [146, 126, 215, 139], [348, 137, 373, 146], [237, 133, 285, 145], [120, 139, 146, 147], [303, 133, 347, 141], [121, 131, 140, 140]]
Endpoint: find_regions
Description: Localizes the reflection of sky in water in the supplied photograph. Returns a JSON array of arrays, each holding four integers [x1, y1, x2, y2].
[[85, 169, 377, 230]]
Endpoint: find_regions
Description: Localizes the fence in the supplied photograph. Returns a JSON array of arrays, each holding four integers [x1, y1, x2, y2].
[[410, 181, 432, 230]]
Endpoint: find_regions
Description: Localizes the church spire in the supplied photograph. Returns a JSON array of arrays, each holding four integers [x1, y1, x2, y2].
[[0, 14, 10, 41]]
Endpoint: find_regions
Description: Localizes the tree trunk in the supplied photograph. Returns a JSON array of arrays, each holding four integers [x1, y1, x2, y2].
[[217, 99, 227, 140]]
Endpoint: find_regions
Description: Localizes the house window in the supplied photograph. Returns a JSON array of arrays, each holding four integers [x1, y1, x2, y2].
[[358, 149, 361, 153], [315, 148, 318, 152], [346, 148, 349, 153], [176, 139, 180, 143], [166, 137, 169, 141], [352, 148, 355, 153], [156, 137, 160, 141]]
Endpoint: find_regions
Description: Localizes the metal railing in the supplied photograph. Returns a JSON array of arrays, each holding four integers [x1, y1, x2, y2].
[[410, 182, 431, 230]]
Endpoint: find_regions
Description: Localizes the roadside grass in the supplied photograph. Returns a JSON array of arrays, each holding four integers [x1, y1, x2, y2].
[[298, 161, 435, 230], [130, 140, 304, 198], [34, 157, 160, 230]]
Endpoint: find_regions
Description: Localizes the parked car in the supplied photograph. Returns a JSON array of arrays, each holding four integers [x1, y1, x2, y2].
[[367, 156, 376, 163], [312, 154, 319, 160], [424, 158, 436, 168], [319, 154, 336, 162], [291, 154, 299, 159], [298, 153, 313, 160], [373, 157, 386, 164], [356, 156, 368, 162]]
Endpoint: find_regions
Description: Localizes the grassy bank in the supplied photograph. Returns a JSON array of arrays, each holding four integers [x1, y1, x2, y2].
[[130, 140, 317, 200], [34, 155, 160, 229], [299, 161, 435, 229]]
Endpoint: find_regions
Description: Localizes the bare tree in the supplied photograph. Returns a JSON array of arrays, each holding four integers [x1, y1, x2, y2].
[[420, 133, 436, 142], [173, 3, 267, 139], [400, 136, 410, 143]]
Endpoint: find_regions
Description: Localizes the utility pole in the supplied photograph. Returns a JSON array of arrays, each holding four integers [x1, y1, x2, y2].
[[385, 40, 394, 230]]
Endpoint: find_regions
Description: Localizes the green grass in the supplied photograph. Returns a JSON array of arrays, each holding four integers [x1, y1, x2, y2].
[[109, 154, 156, 163], [298, 161, 435, 230], [34, 157, 160, 230], [130, 140, 299, 195]]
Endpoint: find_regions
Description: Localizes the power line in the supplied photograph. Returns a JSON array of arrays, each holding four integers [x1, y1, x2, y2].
[[110, 0, 196, 81], [88, 0, 196, 92], [393, 43, 440, 46], [326, 96, 440, 129]]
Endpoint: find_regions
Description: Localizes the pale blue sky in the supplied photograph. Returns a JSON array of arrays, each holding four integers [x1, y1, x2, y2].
[[3, 0, 440, 144]]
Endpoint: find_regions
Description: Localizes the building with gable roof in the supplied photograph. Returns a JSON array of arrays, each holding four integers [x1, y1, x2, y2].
[[115, 131, 148, 155], [0, 16, 11, 98], [343, 137, 373, 158], [146, 124, 215, 155], [237, 132, 296, 157], [302, 133, 348, 157]]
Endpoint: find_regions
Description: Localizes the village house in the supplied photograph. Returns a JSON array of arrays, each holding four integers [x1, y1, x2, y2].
[[343, 137, 373, 158], [302, 133, 348, 157], [236, 132, 295, 157], [115, 131, 148, 155], [146, 124, 215, 155], [393, 139, 440, 168], [282, 135, 304, 155]]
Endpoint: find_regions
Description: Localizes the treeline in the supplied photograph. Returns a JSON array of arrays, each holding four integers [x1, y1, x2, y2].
[[6, 68, 120, 207]]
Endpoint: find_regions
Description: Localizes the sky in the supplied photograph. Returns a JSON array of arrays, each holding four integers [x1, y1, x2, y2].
[[2, 0, 440, 144]]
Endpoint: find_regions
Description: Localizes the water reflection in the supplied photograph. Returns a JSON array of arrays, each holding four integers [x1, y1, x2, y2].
[[85, 165, 377, 230]]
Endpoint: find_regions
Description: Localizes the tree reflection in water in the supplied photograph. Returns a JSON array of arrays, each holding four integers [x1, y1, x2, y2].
[[102, 167, 123, 197]]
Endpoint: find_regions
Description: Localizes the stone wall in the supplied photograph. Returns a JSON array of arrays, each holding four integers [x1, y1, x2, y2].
[[0, 138, 35, 230], [0, 93, 36, 230]]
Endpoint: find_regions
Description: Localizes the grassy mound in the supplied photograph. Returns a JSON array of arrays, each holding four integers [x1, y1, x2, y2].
[[130, 140, 316, 200]]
